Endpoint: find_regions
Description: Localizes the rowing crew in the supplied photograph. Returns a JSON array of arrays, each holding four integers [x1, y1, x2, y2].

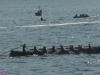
[[22, 44, 95, 55]]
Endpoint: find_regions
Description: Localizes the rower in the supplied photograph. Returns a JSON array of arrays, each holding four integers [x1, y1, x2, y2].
[[60, 45, 65, 53], [42, 46, 47, 54], [52, 45, 56, 52], [33, 46, 38, 54], [75, 14, 77, 17], [89, 44, 91, 50], [70, 45, 74, 51]]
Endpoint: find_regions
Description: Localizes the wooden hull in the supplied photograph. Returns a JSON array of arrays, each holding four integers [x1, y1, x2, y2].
[[10, 50, 33, 57], [35, 12, 42, 16]]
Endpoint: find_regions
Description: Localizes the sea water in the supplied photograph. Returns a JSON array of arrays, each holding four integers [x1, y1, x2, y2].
[[0, 0, 100, 75]]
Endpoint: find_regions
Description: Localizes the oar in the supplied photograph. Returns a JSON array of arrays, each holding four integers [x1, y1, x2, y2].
[[0, 50, 11, 55], [12, 45, 22, 50], [0, 45, 22, 55]]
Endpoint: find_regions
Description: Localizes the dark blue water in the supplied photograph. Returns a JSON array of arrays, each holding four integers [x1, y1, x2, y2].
[[0, 0, 100, 75]]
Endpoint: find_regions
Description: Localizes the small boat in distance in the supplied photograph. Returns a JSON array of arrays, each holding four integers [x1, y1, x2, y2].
[[35, 6, 42, 16], [73, 14, 89, 18]]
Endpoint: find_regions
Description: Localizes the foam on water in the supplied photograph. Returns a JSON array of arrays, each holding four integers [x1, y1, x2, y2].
[[0, 27, 6, 29], [0, 21, 100, 29], [15, 20, 100, 28]]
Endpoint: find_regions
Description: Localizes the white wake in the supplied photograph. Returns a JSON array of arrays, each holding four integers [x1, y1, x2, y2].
[[0, 21, 100, 29], [16, 20, 100, 28]]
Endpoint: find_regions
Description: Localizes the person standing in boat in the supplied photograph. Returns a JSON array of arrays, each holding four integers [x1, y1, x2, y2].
[[22, 44, 27, 52], [40, 9, 42, 13]]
